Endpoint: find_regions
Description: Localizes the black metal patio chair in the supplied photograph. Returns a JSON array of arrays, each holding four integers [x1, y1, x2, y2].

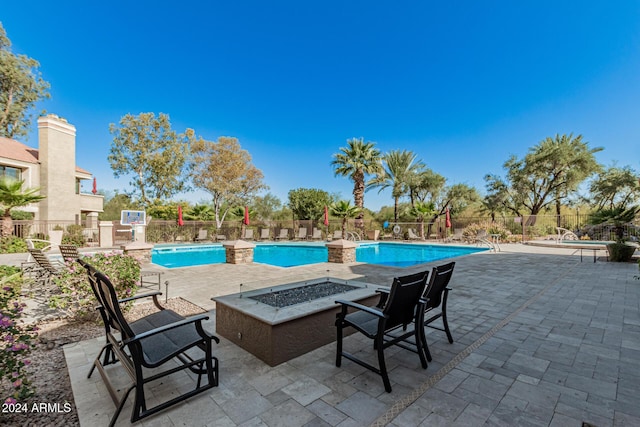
[[335, 271, 429, 392], [81, 261, 220, 426], [419, 262, 456, 359]]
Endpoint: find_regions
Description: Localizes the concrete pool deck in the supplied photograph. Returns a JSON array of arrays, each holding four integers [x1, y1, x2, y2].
[[10, 243, 640, 426]]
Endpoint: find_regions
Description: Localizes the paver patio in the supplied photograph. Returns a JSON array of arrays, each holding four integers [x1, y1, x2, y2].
[[17, 243, 640, 426]]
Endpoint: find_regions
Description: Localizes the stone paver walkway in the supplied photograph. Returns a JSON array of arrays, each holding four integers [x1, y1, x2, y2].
[[11, 243, 640, 426]]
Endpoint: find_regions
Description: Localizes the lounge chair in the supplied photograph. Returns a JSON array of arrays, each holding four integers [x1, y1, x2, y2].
[[242, 228, 254, 240], [276, 228, 290, 240], [215, 234, 227, 242], [259, 228, 271, 240], [295, 227, 307, 240], [26, 248, 66, 287], [332, 230, 342, 240], [335, 270, 430, 392], [310, 228, 323, 240], [59, 244, 81, 261], [446, 228, 464, 243], [80, 261, 220, 426], [408, 228, 421, 240], [195, 229, 209, 242], [556, 227, 578, 242]]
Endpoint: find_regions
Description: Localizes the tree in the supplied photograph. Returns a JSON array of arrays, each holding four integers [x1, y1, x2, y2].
[[189, 136, 267, 227], [288, 188, 333, 221], [331, 138, 382, 228], [330, 200, 361, 238], [0, 23, 50, 140], [252, 193, 282, 221], [588, 165, 640, 211], [408, 201, 436, 239], [184, 204, 215, 221], [0, 177, 45, 237], [99, 193, 137, 221], [485, 134, 601, 224], [108, 113, 193, 207], [368, 150, 425, 222]]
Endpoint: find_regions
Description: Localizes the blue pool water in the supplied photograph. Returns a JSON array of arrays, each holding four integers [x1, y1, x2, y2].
[[152, 243, 485, 268]]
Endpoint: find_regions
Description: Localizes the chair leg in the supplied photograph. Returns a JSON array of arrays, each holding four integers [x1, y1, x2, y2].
[[442, 293, 454, 344], [335, 321, 343, 367], [375, 335, 392, 392]]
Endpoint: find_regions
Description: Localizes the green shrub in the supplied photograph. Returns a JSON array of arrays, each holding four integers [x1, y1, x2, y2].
[[62, 224, 85, 246], [462, 221, 511, 242], [49, 252, 141, 320], [0, 237, 28, 254], [0, 267, 37, 403]]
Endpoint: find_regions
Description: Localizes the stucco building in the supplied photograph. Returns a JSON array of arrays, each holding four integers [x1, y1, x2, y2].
[[0, 114, 103, 228]]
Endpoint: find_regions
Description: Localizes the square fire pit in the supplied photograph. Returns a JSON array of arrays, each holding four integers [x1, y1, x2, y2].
[[213, 278, 381, 366]]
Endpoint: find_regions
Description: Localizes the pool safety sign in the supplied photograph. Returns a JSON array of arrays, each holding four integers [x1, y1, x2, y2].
[[120, 210, 146, 225]]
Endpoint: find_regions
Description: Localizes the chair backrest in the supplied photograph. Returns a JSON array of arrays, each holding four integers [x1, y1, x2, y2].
[[198, 229, 208, 239], [333, 230, 342, 239], [297, 227, 307, 238], [383, 272, 428, 329], [260, 228, 270, 239], [59, 244, 80, 261], [27, 248, 59, 274], [423, 262, 455, 310], [244, 229, 254, 239], [476, 230, 488, 239], [312, 228, 322, 239], [278, 228, 289, 238], [91, 267, 135, 340]]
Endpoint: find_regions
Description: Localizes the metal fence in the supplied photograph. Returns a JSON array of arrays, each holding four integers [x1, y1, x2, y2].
[[10, 214, 640, 245]]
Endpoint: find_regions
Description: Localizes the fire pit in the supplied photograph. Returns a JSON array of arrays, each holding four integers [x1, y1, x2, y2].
[[213, 278, 380, 366]]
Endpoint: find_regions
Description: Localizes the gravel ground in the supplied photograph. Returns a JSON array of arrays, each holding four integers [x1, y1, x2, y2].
[[1, 298, 206, 427]]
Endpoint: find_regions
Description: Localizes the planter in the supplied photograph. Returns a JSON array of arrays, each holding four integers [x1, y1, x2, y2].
[[48, 229, 64, 245], [606, 243, 636, 262]]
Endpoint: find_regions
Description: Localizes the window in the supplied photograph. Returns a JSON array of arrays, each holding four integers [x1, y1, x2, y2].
[[0, 166, 22, 181]]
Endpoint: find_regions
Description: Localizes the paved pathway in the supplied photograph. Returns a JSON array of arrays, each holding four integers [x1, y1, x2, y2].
[[9, 243, 640, 426]]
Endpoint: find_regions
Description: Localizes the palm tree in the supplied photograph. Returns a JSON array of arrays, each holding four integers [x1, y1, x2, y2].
[[409, 201, 436, 239], [330, 200, 361, 238], [368, 150, 425, 222], [331, 138, 382, 229], [0, 177, 46, 237], [185, 204, 214, 221]]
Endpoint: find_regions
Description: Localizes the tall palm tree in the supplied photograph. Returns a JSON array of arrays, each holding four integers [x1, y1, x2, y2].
[[331, 138, 382, 229], [0, 177, 45, 237], [330, 200, 361, 238], [368, 150, 425, 222]]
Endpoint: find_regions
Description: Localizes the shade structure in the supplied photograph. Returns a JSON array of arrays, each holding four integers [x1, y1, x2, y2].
[[445, 207, 452, 228], [243, 206, 250, 226], [324, 206, 329, 227], [177, 205, 184, 226], [92, 177, 97, 195]]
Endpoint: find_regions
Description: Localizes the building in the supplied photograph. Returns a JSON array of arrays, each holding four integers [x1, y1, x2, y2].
[[0, 114, 103, 228]]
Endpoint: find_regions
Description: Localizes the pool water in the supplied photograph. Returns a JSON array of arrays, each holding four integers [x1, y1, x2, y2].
[[152, 242, 485, 268]]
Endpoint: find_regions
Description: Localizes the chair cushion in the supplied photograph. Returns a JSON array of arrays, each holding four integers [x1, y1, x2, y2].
[[130, 309, 204, 367]]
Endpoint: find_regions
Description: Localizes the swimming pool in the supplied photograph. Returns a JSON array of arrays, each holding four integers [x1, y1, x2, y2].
[[152, 242, 486, 268]]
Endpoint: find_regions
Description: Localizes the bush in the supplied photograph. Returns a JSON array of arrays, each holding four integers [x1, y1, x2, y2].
[[49, 252, 141, 320], [0, 237, 28, 254], [462, 221, 511, 242], [0, 266, 37, 404], [62, 224, 85, 246]]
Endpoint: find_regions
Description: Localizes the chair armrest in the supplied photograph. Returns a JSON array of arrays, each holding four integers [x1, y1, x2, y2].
[[335, 299, 385, 318], [119, 291, 163, 304], [123, 313, 218, 344]]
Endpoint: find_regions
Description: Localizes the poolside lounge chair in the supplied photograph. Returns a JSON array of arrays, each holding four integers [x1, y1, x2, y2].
[[259, 228, 271, 240], [276, 228, 290, 240], [242, 228, 254, 240], [195, 229, 209, 242], [59, 244, 81, 261], [310, 228, 323, 240], [335, 270, 430, 392], [295, 227, 307, 240], [446, 228, 464, 243], [215, 234, 227, 242], [332, 230, 342, 240], [80, 261, 219, 426], [408, 228, 421, 240]]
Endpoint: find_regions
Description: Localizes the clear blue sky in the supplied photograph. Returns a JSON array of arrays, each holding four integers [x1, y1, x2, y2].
[[3, 1, 640, 211]]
